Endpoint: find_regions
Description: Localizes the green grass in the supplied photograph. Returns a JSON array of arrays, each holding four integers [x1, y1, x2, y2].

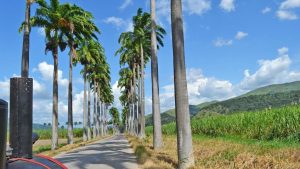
[[34, 128, 83, 139], [146, 105, 300, 143], [33, 143, 67, 154], [192, 134, 300, 149]]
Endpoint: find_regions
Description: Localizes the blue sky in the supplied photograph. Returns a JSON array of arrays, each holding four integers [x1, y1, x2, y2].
[[1, 0, 300, 124]]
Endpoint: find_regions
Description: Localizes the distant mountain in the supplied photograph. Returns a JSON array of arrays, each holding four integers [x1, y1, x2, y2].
[[145, 101, 217, 126], [195, 81, 300, 117], [239, 81, 300, 98], [146, 81, 300, 126]]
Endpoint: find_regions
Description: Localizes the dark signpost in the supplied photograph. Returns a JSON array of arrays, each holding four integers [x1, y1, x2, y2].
[[9, 78, 33, 159]]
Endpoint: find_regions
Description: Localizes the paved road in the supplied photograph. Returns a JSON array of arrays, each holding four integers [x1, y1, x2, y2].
[[55, 134, 139, 169]]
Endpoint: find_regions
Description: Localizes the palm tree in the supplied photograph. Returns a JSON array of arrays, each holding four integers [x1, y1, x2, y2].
[[87, 81, 92, 140], [109, 107, 120, 134], [20, 0, 32, 77], [121, 107, 128, 131], [76, 40, 101, 141], [171, 0, 194, 168], [132, 9, 150, 138], [132, 9, 165, 139], [150, 0, 163, 148], [116, 9, 165, 138], [61, 5, 99, 144], [101, 87, 114, 136], [97, 67, 113, 136], [52, 4, 99, 145], [74, 121, 78, 127], [116, 32, 137, 135], [31, 0, 72, 150], [118, 68, 133, 133]]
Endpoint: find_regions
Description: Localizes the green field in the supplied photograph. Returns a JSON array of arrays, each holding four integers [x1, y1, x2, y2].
[[34, 128, 83, 139], [146, 105, 300, 142]]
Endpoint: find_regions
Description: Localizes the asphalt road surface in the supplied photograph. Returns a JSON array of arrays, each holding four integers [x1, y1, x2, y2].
[[55, 134, 139, 169]]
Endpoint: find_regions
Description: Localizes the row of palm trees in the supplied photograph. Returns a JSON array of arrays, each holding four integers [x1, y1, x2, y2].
[[109, 107, 120, 134], [20, 0, 113, 150], [116, 7, 166, 142], [116, 0, 195, 168]]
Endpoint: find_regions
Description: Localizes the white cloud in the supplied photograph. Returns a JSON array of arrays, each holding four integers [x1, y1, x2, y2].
[[277, 0, 300, 20], [278, 47, 289, 55], [143, 68, 236, 115], [0, 78, 9, 100], [156, 0, 170, 24], [103, 17, 125, 27], [185, 0, 211, 15], [73, 91, 84, 117], [186, 69, 235, 104], [37, 61, 68, 87], [213, 38, 233, 47], [214, 31, 247, 47], [111, 81, 122, 110], [235, 31, 248, 40], [262, 7, 271, 14], [120, 0, 133, 10], [143, 47, 300, 114], [125, 21, 134, 32], [277, 10, 298, 20], [280, 0, 300, 9], [238, 47, 300, 90], [156, 0, 212, 24], [103, 17, 133, 31], [220, 0, 235, 12], [37, 28, 45, 36]]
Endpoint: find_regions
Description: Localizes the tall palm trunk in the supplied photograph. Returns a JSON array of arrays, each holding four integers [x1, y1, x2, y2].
[[96, 82, 100, 137], [51, 47, 59, 150], [21, 0, 30, 77], [104, 104, 107, 135], [131, 79, 135, 135], [140, 43, 145, 138], [137, 65, 142, 137], [151, 0, 163, 148], [125, 110, 128, 132], [132, 63, 138, 136], [171, 0, 194, 168], [99, 100, 103, 136], [83, 67, 88, 141], [103, 103, 106, 135], [128, 94, 132, 134], [87, 82, 92, 140], [67, 47, 74, 144], [129, 81, 133, 135], [93, 83, 97, 138], [128, 105, 131, 134]]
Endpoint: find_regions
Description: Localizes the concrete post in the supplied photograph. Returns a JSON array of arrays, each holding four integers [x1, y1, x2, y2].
[[9, 77, 33, 159], [0, 99, 8, 169]]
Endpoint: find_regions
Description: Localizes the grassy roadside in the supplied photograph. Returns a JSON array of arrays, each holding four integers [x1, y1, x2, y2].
[[33, 135, 111, 157], [127, 135, 300, 169]]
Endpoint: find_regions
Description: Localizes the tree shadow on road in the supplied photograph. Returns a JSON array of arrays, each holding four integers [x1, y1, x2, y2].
[[55, 135, 138, 169]]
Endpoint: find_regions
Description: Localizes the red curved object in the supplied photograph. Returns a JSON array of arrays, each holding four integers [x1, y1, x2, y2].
[[9, 158, 51, 169], [35, 154, 68, 169]]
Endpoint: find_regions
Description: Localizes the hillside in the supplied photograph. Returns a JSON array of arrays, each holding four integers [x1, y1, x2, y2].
[[239, 81, 300, 97], [145, 101, 217, 126], [146, 81, 300, 126], [195, 82, 300, 117]]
